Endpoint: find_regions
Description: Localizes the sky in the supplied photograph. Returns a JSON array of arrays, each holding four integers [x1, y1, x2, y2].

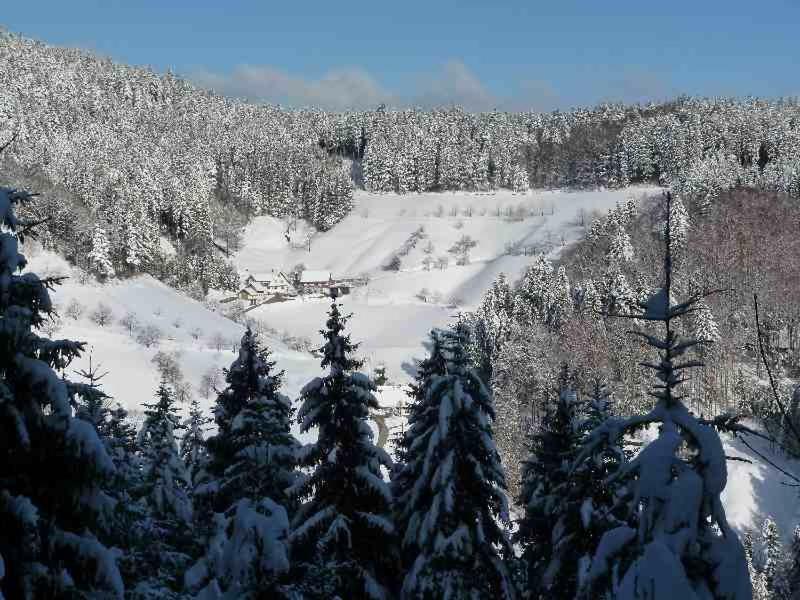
[[3, 0, 799, 111]]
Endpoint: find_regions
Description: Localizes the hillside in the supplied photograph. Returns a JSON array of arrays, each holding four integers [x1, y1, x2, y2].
[[35, 184, 800, 550], [235, 186, 656, 382]]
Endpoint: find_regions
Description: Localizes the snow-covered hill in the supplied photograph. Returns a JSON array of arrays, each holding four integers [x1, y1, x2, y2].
[[236, 187, 656, 383], [25, 186, 800, 544], [27, 248, 319, 439]]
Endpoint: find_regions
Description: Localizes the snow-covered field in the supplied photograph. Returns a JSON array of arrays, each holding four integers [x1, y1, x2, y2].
[[23, 185, 800, 542], [236, 187, 656, 383]]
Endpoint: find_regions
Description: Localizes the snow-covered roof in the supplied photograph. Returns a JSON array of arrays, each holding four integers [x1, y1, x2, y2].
[[300, 270, 332, 283], [245, 271, 292, 286], [241, 283, 263, 294], [247, 272, 276, 282]]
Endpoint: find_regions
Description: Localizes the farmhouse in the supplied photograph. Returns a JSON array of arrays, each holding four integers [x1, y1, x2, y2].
[[237, 270, 296, 305], [244, 271, 295, 295], [299, 270, 350, 296]]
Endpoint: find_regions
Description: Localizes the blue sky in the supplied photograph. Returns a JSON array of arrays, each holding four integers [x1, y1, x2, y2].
[[3, 0, 799, 111]]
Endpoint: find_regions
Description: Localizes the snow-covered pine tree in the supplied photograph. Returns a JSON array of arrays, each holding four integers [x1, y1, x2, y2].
[[72, 352, 112, 433], [391, 328, 451, 542], [70, 356, 151, 594], [515, 366, 582, 597], [88, 222, 115, 280], [514, 255, 555, 326], [188, 328, 298, 599], [0, 185, 123, 599], [576, 192, 751, 599], [787, 526, 800, 597], [464, 272, 515, 382], [202, 328, 297, 512], [290, 299, 398, 600], [752, 517, 791, 598], [511, 164, 530, 193], [132, 380, 194, 598], [668, 195, 690, 273], [744, 533, 770, 600], [392, 328, 516, 599], [180, 397, 212, 489], [547, 265, 572, 329], [537, 379, 626, 598]]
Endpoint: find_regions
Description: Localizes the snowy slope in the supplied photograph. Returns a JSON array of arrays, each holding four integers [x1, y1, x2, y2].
[[236, 187, 657, 383], [24, 186, 798, 544], [26, 247, 319, 441]]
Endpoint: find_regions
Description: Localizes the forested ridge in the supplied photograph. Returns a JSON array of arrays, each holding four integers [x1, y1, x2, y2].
[[2, 29, 800, 296]]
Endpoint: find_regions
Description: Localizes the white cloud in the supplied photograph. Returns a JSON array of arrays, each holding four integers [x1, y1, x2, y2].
[[189, 60, 560, 112], [190, 61, 667, 112], [191, 64, 396, 111]]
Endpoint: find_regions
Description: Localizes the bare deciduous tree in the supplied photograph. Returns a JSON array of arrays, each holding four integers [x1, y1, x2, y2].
[[90, 302, 114, 327], [136, 324, 162, 348]]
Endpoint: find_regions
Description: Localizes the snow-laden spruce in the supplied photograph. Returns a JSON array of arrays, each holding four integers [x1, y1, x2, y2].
[[181, 396, 213, 489], [131, 380, 195, 597], [290, 299, 398, 600], [88, 223, 115, 280], [0, 185, 123, 599], [514, 367, 584, 596], [462, 272, 515, 383], [575, 193, 751, 599], [189, 328, 299, 599], [391, 328, 516, 600]]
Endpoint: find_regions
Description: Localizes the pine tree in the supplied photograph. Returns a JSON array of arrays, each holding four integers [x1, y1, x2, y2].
[[203, 328, 297, 512], [290, 299, 398, 600], [514, 255, 554, 326], [0, 185, 124, 599], [753, 517, 790, 597], [547, 266, 572, 329], [181, 397, 212, 489], [744, 534, 770, 600], [132, 380, 194, 597], [391, 329, 450, 537], [88, 223, 115, 280], [668, 194, 691, 270], [392, 329, 516, 599], [538, 379, 626, 598], [515, 367, 582, 597], [189, 328, 298, 599], [71, 357, 149, 594], [576, 193, 751, 599], [787, 526, 800, 597], [465, 273, 514, 382]]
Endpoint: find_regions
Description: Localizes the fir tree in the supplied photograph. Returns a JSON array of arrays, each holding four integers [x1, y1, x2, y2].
[[536, 379, 626, 598], [132, 380, 193, 598], [180, 397, 212, 489], [189, 329, 298, 599], [290, 298, 398, 600], [0, 185, 123, 599], [392, 329, 516, 599], [391, 329, 450, 541], [466, 272, 514, 382], [515, 366, 582, 597], [576, 193, 751, 599], [203, 328, 297, 512], [514, 255, 554, 326], [88, 223, 115, 280]]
